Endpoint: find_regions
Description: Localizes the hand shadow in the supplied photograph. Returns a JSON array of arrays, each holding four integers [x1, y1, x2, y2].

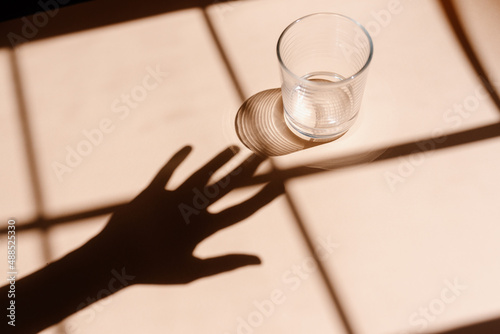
[[99, 145, 285, 284], [3, 145, 284, 333]]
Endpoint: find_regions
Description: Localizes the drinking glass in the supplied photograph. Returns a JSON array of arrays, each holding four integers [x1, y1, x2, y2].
[[277, 13, 373, 140]]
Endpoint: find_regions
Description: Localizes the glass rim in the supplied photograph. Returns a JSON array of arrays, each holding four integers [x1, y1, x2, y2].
[[276, 12, 374, 86]]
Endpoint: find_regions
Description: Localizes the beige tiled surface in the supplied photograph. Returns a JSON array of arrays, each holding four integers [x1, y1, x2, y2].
[[2, 0, 500, 333], [5, 4, 345, 334]]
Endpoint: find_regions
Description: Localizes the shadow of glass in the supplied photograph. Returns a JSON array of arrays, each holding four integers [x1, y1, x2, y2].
[[235, 88, 342, 156]]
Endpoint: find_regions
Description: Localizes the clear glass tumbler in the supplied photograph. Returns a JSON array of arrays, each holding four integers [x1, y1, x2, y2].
[[277, 13, 373, 140]]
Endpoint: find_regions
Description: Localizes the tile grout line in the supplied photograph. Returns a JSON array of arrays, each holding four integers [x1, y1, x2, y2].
[[8, 46, 65, 334], [201, 8, 355, 334], [282, 190, 356, 334]]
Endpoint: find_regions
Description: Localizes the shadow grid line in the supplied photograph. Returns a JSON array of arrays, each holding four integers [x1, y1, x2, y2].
[[201, 8, 356, 334]]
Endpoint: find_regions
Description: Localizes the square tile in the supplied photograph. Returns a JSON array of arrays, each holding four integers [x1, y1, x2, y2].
[[16, 8, 244, 217], [285, 135, 500, 333]]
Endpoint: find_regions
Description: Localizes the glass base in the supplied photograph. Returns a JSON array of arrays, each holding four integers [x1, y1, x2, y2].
[[283, 109, 353, 142]]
